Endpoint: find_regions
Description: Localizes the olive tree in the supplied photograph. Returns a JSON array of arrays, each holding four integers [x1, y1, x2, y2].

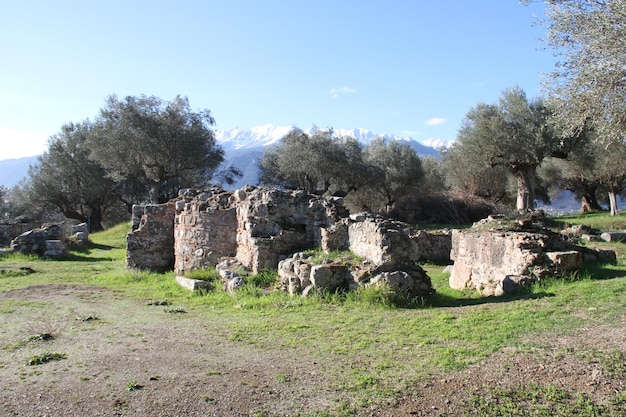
[[92, 95, 227, 203], [362, 138, 423, 212], [258, 127, 371, 195], [454, 87, 559, 212], [532, 0, 625, 145], [22, 121, 117, 231]]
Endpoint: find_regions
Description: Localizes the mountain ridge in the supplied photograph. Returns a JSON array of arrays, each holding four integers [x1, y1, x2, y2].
[[1, 125, 444, 188]]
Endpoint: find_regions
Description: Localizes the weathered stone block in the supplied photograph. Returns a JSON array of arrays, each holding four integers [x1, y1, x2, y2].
[[175, 276, 211, 291], [546, 250, 583, 272], [600, 231, 626, 242]]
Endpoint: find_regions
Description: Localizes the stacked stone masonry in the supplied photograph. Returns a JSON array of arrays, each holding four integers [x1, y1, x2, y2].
[[449, 217, 617, 296], [126, 186, 443, 296]]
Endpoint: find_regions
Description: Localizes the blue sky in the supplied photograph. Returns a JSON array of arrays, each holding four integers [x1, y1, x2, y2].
[[0, 0, 554, 159]]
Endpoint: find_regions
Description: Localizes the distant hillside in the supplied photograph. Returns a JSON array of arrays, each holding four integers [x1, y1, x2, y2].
[[0, 156, 38, 188]]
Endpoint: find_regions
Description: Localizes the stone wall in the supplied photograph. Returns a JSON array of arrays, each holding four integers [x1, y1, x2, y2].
[[173, 188, 238, 274], [126, 202, 176, 271], [126, 186, 436, 296], [10, 224, 65, 257], [410, 230, 452, 262], [346, 215, 417, 268], [448, 217, 614, 296], [170, 186, 347, 274], [0, 219, 40, 247]]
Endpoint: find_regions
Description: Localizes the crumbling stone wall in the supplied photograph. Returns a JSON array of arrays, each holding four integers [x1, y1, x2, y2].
[[0, 219, 39, 247], [346, 215, 417, 267], [173, 188, 238, 274], [169, 186, 347, 274], [410, 230, 452, 263], [448, 217, 615, 296], [126, 202, 176, 271], [10, 224, 65, 257], [126, 186, 435, 296]]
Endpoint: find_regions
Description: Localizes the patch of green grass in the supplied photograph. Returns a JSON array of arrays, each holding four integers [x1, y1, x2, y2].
[[547, 211, 626, 232], [0, 218, 624, 415], [468, 383, 625, 416], [27, 352, 67, 366], [303, 247, 365, 266], [28, 332, 54, 342], [125, 380, 143, 391]]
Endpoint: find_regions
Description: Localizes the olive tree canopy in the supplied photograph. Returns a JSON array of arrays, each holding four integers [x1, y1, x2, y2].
[[532, 0, 626, 145], [92, 95, 226, 203], [454, 87, 559, 212]]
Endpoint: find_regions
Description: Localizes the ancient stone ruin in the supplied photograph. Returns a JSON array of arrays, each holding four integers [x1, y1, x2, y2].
[[127, 186, 441, 297], [448, 215, 617, 296], [10, 224, 66, 257]]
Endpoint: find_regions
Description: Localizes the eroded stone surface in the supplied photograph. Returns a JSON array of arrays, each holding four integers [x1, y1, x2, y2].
[[449, 217, 616, 296]]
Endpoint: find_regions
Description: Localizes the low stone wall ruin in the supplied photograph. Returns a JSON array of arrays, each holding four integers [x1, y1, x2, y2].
[[126, 186, 442, 296], [448, 217, 617, 296], [127, 203, 177, 271]]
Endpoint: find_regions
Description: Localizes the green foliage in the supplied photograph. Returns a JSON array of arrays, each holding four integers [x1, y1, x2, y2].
[[125, 380, 143, 391], [362, 137, 423, 211], [537, 0, 626, 146], [27, 352, 67, 366], [247, 269, 278, 288], [19, 121, 117, 231], [451, 86, 559, 211], [258, 127, 371, 195], [15, 95, 233, 228], [92, 94, 229, 203]]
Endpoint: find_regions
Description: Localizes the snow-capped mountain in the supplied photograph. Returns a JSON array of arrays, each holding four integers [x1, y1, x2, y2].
[[215, 124, 445, 156], [216, 125, 444, 189]]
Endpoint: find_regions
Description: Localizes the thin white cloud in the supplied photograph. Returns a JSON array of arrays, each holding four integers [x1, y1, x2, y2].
[[329, 86, 357, 99], [425, 117, 447, 126]]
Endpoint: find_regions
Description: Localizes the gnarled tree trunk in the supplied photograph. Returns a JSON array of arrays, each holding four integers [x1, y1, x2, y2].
[[516, 166, 536, 212]]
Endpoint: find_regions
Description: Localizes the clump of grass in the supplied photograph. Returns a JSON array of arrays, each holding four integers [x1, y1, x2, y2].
[[125, 380, 143, 391], [27, 352, 67, 366], [303, 247, 364, 266], [247, 269, 278, 288], [146, 299, 171, 306], [28, 332, 54, 342]]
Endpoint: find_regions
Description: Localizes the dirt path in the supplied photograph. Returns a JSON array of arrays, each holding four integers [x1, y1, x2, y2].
[[1, 284, 624, 416]]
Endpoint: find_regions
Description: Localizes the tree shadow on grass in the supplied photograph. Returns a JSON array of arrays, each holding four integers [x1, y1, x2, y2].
[[424, 290, 556, 308], [56, 253, 117, 262]]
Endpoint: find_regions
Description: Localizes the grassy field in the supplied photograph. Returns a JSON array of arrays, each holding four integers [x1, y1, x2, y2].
[[1, 213, 625, 416]]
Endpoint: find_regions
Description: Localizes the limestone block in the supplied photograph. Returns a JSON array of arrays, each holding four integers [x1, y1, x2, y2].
[[600, 231, 626, 242], [546, 250, 584, 272], [175, 276, 211, 291], [310, 264, 346, 291], [71, 223, 89, 235], [44, 240, 66, 257]]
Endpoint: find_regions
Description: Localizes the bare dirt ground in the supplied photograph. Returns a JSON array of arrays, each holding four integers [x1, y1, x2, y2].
[[1, 284, 624, 417]]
